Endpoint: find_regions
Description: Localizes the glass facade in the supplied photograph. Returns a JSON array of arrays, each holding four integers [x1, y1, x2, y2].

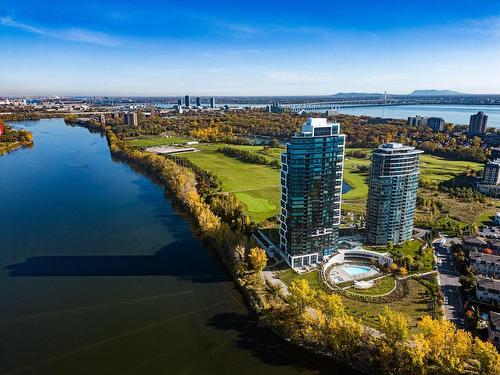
[[366, 143, 422, 245], [279, 118, 345, 267]]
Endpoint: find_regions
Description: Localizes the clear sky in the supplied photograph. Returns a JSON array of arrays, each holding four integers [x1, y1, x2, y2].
[[0, 0, 499, 96]]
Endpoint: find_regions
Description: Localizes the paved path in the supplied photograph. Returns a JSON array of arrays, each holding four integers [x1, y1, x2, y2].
[[433, 237, 464, 326]]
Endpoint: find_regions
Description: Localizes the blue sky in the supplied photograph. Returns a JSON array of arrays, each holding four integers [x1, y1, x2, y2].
[[0, 0, 499, 96]]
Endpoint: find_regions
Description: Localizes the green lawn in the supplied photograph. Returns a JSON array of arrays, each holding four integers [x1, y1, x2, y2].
[[126, 136, 191, 147], [275, 269, 321, 290], [343, 156, 370, 200], [180, 144, 281, 222], [348, 276, 395, 296], [343, 278, 434, 330]]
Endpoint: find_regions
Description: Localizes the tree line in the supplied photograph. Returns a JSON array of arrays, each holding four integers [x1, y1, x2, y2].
[[264, 278, 499, 375], [217, 146, 280, 168]]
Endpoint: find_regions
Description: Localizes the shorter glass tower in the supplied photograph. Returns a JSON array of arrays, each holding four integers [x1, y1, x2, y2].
[[279, 118, 345, 268], [366, 143, 422, 245]]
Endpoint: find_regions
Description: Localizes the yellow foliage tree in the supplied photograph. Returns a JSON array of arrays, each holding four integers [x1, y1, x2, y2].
[[472, 337, 500, 375], [378, 307, 410, 347], [248, 247, 267, 273]]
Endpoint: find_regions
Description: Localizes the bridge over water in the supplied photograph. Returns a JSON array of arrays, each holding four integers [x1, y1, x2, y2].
[[282, 99, 409, 112]]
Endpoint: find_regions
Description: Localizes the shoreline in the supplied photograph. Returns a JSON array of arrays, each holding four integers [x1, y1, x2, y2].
[[65, 117, 371, 374]]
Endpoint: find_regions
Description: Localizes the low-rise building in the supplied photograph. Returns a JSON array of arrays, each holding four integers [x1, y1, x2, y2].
[[462, 236, 488, 252], [476, 277, 500, 305], [488, 312, 500, 348], [477, 184, 500, 198], [470, 251, 500, 278]]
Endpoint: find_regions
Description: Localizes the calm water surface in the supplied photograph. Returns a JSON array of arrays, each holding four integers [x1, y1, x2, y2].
[[0, 119, 358, 375], [337, 104, 500, 127]]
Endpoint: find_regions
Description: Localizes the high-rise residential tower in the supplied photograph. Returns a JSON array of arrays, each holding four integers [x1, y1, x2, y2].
[[210, 97, 216, 108], [366, 143, 422, 245], [427, 117, 445, 132], [483, 159, 500, 185], [468, 111, 488, 136], [184, 95, 190, 107], [196, 97, 201, 107], [279, 118, 345, 268]]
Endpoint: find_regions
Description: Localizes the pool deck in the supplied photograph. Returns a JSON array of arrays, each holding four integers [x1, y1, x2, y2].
[[329, 263, 380, 284]]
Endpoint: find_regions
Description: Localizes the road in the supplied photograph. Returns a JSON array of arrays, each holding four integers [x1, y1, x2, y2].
[[432, 237, 464, 326], [433, 237, 464, 325]]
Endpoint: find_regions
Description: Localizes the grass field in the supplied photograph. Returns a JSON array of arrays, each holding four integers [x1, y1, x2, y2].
[[275, 269, 321, 290], [343, 278, 434, 330], [180, 144, 281, 222], [348, 276, 395, 296]]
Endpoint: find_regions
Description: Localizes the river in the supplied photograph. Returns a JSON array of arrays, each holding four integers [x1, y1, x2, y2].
[[0, 119, 358, 375], [337, 104, 500, 127]]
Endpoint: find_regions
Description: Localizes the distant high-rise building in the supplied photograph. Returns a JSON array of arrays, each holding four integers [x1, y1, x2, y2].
[[469, 111, 488, 136], [184, 95, 190, 107], [210, 97, 216, 108], [279, 118, 345, 268], [174, 104, 183, 114], [177, 99, 182, 106], [407, 116, 427, 127], [483, 159, 500, 185], [196, 97, 201, 107], [427, 117, 445, 132], [123, 112, 138, 126], [99, 113, 106, 125], [266, 102, 285, 114], [366, 143, 422, 245]]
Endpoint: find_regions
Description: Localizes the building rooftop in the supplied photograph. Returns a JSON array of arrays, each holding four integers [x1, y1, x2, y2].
[[375, 143, 423, 155], [298, 117, 341, 137], [470, 251, 500, 263], [463, 236, 488, 246], [490, 311, 500, 328], [478, 277, 500, 292]]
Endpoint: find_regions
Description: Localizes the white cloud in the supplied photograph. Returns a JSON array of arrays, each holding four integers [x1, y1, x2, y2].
[[0, 16, 119, 46]]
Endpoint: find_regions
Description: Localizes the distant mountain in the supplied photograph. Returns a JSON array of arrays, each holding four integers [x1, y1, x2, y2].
[[331, 92, 385, 98], [409, 89, 464, 96]]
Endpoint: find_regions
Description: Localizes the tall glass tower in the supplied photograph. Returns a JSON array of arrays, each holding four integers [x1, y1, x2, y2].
[[366, 143, 422, 245], [279, 118, 345, 268]]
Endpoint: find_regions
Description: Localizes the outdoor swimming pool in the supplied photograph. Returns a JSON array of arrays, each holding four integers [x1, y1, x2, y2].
[[342, 265, 372, 276]]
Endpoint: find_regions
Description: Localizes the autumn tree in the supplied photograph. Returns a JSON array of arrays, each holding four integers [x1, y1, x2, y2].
[[248, 247, 267, 273]]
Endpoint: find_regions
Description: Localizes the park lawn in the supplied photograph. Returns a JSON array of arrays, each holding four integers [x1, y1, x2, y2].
[[419, 154, 483, 182], [343, 278, 434, 331], [348, 276, 395, 296], [343, 156, 370, 200], [277, 270, 433, 331], [126, 136, 191, 147], [181, 145, 280, 222], [276, 269, 321, 290]]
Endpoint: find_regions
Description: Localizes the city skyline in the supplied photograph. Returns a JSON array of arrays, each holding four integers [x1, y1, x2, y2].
[[1, 0, 500, 96]]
